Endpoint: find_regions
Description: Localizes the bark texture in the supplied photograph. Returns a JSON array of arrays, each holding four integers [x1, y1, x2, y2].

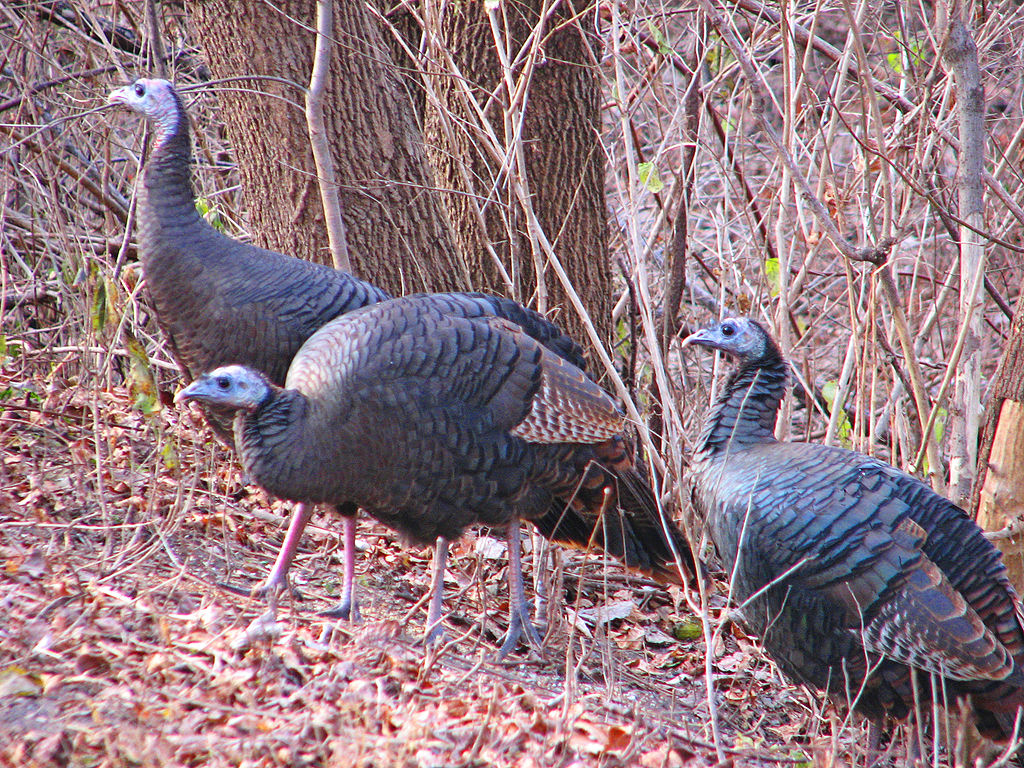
[[422, 0, 612, 347], [974, 300, 1024, 590], [184, 0, 467, 293], [943, 18, 987, 507]]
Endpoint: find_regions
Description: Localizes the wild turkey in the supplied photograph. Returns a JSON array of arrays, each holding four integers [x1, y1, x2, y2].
[[107, 79, 588, 621], [109, 78, 389, 619], [176, 293, 695, 655], [108, 79, 390, 432], [684, 317, 1024, 746]]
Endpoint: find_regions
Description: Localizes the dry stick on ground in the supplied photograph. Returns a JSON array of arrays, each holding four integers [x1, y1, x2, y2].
[[305, 0, 350, 272], [943, 18, 987, 507], [697, 0, 947, 491]]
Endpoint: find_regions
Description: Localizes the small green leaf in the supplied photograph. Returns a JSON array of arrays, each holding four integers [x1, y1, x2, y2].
[[638, 162, 664, 193], [91, 278, 108, 333], [196, 197, 224, 232], [672, 618, 703, 641], [763, 257, 780, 296], [645, 20, 673, 56], [822, 380, 853, 444], [160, 441, 179, 470], [932, 406, 948, 444], [125, 333, 160, 415], [887, 32, 923, 74]]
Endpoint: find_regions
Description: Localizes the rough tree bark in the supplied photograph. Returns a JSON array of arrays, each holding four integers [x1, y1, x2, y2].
[[973, 300, 1024, 591], [943, 18, 987, 508], [421, 0, 613, 347], [183, 0, 468, 294]]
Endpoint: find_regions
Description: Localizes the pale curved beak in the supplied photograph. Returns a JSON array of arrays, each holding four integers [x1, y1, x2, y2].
[[681, 328, 715, 348]]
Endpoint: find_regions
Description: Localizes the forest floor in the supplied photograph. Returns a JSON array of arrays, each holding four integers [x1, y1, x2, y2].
[[0, 369, 924, 768]]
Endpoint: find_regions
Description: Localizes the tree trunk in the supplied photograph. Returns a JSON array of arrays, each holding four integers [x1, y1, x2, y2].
[[943, 18, 987, 507], [422, 0, 613, 348], [183, 0, 468, 294], [973, 300, 1024, 591]]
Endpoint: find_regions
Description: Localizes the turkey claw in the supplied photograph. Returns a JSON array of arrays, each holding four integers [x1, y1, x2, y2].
[[319, 597, 361, 622], [498, 613, 544, 659], [215, 579, 303, 603], [252, 577, 303, 603], [217, 580, 255, 598]]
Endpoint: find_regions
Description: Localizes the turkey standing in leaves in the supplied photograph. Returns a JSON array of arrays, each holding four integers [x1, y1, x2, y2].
[[684, 317, 1024, 749], [177, 294, 695, 655], [107, 79, 595, 622], [109, 78, 388, 620]]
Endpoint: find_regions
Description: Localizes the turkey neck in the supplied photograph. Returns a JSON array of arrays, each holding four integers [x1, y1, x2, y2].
[[236, 389, 348, 503], [139, 89, 203, 248], [695, 352, 788, 457]]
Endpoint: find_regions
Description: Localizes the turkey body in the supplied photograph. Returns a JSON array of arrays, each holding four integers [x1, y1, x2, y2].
[[241, 295, 635, 545], [108, 79, 388, 432], [178, 294, 695, 653], [109, 78, 388, 618], [685, 318, 1024, 742], [109, 79, 600, 621]]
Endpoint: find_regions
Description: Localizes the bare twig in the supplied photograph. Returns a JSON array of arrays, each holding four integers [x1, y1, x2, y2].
[[305, 0, 351, 273]]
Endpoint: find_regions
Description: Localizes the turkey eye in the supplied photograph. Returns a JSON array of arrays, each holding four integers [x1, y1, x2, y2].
[[134, 83, 145, 97]]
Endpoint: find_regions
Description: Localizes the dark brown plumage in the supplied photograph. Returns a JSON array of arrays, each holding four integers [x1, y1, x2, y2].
[[108, 79, 600, 622], [109, 78, 388, 619], [178, 294, 695, 654], [108, 79, 389, 431], [685, 317, 1024, 746]]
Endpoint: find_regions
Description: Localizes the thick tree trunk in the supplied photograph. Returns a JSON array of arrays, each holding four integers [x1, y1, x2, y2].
[[422, 0, 613, 347], [183, 0, 467, 294], [974, 300, 1024, 591]]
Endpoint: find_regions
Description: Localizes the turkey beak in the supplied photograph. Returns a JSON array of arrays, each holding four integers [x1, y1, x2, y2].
[[681, 328, 713, 349], [174, 381, 204, 405]]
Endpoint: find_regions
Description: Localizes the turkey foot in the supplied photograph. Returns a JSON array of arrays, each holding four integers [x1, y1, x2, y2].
[[498, 526, 544, 658], [250, 501, 315, 603], [423, 537, 449, 646], [317, 515, 361, 621]]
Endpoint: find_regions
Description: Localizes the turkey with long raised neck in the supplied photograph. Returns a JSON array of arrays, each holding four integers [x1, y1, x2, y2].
[[109, 77, 388, 620], [684, 316, 1024, 752], [107, 79, 600, 625], [177, 294, 696, 655]]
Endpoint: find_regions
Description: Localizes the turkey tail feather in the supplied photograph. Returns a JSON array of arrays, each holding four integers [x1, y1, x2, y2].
[[531, 466, 695, 586]]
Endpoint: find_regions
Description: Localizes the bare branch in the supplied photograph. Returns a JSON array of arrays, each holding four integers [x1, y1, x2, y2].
[[305, 0, 351, 272]]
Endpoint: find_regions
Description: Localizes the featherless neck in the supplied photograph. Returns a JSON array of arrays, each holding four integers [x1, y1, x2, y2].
[[696, 354, 789, 455], [141, 93, 198, 214]]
